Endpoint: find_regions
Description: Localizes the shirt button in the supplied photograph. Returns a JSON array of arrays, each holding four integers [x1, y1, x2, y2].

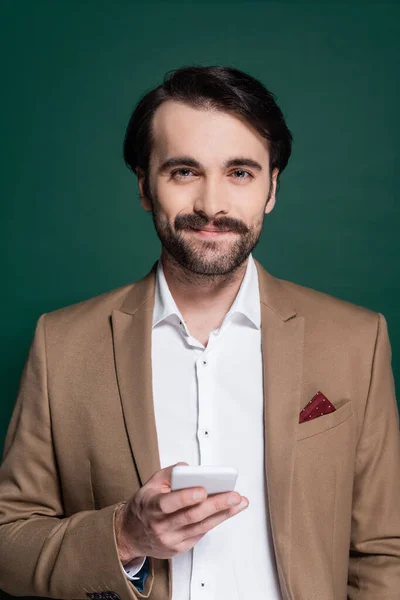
[[202, 429, 210, 438], [202, 359, 207, 366]]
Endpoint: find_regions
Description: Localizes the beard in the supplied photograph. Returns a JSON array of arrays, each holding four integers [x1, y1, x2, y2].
[[149, 190, 270, 277]]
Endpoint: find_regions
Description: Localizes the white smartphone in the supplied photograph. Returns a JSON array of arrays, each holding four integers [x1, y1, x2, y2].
[[170, 465, 238, 495]]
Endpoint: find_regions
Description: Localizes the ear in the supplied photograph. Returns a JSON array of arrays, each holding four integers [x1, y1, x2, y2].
[[264, 168, 279, 214], [136, 168, 152, 212]]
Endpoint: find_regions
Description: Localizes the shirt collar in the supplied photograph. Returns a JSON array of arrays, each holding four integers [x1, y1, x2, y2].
[[152, 260, 185, 328], [152, 254, 261, 330]]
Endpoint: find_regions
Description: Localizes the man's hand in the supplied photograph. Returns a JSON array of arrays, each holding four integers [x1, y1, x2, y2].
[[114, 462, 249, 564]]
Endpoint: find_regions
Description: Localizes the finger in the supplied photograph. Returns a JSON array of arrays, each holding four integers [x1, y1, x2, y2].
[[178, 497, 249, 541], [145, 462, 189, 488], [160, 491, 243, 531], [156, 486, 208, 516], [174, 533, 205, 554]]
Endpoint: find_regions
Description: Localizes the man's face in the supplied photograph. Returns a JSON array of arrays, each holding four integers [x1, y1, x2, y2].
[[137, 100, 278, 276]]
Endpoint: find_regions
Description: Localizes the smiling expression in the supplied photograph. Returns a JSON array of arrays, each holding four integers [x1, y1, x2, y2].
[[137, 100, 279, 276]]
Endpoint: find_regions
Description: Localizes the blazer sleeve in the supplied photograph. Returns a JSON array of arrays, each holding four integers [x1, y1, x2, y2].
[[347, 313, 400, 598], [0, 314, 154, 600]]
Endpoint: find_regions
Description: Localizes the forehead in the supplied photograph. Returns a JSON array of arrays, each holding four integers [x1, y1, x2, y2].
[[150, 100, 269, 165]]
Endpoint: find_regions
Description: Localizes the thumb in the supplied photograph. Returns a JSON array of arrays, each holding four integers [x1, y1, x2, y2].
[[147, 462, 189, 487]]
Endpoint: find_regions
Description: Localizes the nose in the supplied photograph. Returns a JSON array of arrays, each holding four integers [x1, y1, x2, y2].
[[192, 176, 229, 219]]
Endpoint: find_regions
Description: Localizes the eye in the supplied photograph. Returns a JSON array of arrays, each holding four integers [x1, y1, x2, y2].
[[171, 168, 195, 180], [231, 169, 253, 180]]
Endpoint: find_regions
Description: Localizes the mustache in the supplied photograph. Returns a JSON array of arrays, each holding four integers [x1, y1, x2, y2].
[[175, 213, 249, 235]]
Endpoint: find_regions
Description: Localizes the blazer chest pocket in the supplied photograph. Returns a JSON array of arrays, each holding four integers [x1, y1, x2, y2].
[[297, 400, 352, 441]]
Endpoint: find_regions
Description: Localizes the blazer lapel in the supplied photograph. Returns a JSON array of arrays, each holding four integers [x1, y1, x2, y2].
[[256, 261, 304, 600], [111, 263, 161, 488]]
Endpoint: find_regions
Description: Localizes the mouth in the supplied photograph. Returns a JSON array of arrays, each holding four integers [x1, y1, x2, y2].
[[188, 227, 235, 237]]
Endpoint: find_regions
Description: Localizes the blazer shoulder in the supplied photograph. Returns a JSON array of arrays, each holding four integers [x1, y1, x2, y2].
[[39, 262, 157, 348], [40, 279, 150, 351], [44, 281, 136, 324], [274, 275, 381, 336]]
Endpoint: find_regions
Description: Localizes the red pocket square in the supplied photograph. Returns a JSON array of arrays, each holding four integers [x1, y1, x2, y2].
[[299, 391, 336, 424]]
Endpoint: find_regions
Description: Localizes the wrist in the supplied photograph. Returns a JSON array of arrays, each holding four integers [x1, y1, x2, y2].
[[114, 501, 142, 564]]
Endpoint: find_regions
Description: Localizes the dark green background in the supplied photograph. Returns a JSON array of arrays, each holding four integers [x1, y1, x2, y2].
[[0, 2, 399, 596]]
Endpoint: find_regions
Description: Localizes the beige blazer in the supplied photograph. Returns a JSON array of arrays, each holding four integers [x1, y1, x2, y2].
[[0, 260, 399, 600]]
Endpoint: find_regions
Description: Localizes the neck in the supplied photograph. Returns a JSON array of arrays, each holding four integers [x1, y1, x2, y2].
[[160, 248, 248, 334]]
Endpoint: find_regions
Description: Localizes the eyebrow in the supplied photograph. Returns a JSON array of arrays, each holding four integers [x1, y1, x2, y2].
[[157, 156, 263, 173]]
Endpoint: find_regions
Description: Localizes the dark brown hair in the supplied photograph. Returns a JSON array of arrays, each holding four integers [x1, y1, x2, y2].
[[123, 65, 293, 196]]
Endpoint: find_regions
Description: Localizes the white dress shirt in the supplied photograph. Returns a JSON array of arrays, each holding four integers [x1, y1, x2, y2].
[[125, 254, 281, 599]]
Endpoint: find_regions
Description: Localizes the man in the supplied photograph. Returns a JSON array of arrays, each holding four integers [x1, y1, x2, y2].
[[0, 65, 399, 600]]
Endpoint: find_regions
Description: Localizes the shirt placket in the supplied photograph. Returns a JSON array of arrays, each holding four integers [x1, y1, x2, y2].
[[189, 333, 218, 600]]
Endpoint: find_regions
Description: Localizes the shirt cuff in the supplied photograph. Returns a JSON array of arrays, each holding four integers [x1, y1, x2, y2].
[[123, 555, 147, 580]]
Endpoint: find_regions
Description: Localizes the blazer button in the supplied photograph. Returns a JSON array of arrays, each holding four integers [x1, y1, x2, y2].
[[104, 593, 121, 600]]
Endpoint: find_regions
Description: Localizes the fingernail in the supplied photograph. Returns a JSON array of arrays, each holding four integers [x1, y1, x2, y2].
[[228, 495, 241, 506], [238, 499, 248, 509], [193, 491, 205, 501]]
